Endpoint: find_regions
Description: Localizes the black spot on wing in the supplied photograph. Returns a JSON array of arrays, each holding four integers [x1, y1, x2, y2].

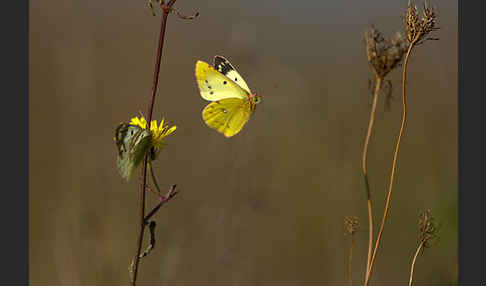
[[214, 56, 234, 76]]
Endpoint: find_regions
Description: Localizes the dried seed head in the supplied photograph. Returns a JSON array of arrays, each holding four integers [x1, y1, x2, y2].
[[418, 209, 439, 248], [405, 2, 420, 42], [364, 27, 408, 78], [421, 3, 438, 36], [344, 216, 359, 236], [405, 1, 439, 45]]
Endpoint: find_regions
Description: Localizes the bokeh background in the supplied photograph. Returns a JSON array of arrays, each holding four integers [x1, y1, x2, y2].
[[30, 0, 457, 285]]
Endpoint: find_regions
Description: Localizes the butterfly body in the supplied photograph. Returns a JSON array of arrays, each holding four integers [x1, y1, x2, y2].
[[195, 56, 261, 137]]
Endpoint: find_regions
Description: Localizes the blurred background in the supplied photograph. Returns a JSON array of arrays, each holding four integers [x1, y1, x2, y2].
[[30, 0, 457, 285]]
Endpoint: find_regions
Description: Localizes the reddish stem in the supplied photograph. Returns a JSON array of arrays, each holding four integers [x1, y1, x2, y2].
[[131, 1, 178, 285]]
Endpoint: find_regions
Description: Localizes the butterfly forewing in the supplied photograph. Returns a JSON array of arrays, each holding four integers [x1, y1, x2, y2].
[[195, 60, 248, 101], [213, 55, 251, 94]]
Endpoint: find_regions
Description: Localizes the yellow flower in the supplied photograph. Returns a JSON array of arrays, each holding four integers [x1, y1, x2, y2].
[[129, 115, 177, 151], [129, 116, 148, 129], [150, 117, 177, 149]]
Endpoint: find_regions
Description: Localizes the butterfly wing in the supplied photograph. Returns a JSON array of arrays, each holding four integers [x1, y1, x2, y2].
[[213, 55, 251, 94], [195, 60, 249, 101], [202, 97, 252, 137], [115, 123, 152, 180]]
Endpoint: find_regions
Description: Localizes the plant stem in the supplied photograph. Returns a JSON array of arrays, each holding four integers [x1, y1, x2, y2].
[[144, 185, 178, 222], [365, 41, 416, 286], [408, 240, 425, 286], [149, 161, 162, 196], [131, 1, 177, 285], [349, 234, 355, 286], [362, 76, 382, 283]]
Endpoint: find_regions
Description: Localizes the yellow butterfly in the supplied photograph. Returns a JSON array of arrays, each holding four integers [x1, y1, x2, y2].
[[195, 55, 261, 137]]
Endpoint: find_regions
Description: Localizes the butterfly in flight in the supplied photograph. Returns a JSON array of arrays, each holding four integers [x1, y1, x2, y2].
[[195, 55, 261, 137]]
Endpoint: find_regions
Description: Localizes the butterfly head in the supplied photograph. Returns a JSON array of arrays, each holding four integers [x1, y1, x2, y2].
[[250, 93, 261, 110], [252, 93, 261, 104]]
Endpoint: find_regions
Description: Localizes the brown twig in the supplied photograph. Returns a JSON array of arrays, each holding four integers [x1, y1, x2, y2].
[[362, 76, 381, 283], [345, 217, 359, 286], [409, 209, 438, 286], [144, 185, 178, 222], [139, 221, 158, 259], [131, 1, 180, 285], [365, 41, 415, 286], [362, 77, 381, 200], [408, 239, 425, 286], [349, 234, 355, 286], [362, 27, 406, 284], [364, 3, 437, 284]]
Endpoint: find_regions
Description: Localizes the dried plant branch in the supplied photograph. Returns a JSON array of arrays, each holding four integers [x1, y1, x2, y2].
[[366, 42, 413, 286], [130, 1, 196, 284], [362, 77, 381, 282], [349, 234, 355, 286], [417, 209, 439, 248], [129, 221, 158, 283], [345, 217, 359, 286], [144, 184, 178, 222], [409, 209, 439, 286], [365, 3, 438, 285], [170, 7, 199, 20], [364, 198, 373, 282], [364, 27, 407, 79], [139, 221, 158, 259], [362, 27, 406, 284], [408, 240, 425, 286], [150, 0, 199, 19]]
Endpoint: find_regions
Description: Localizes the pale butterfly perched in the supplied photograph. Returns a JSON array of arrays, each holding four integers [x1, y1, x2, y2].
[[195, 55, 261, 137], [114, 116, 176, 181], [114, 122, 153, 180]]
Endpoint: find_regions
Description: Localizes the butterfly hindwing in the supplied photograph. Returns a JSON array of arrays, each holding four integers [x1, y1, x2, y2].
[[202, 98, 252, 138], [213, 55, 251, 94], [115, 123, 152, 180], [195, 60, 248, 101]]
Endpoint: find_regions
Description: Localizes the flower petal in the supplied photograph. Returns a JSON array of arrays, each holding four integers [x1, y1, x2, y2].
[[150, 120, 158, 132], [166, 125, 177, 135]]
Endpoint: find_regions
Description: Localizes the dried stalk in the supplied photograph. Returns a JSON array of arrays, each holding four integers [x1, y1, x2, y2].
[[365, 40, 414, 286], [365, 3, 437, 285], [362, 27, 406, 284], [345, 217, 359, 286], [408, 240, 425, 286], [131, 1, 186, 284]]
